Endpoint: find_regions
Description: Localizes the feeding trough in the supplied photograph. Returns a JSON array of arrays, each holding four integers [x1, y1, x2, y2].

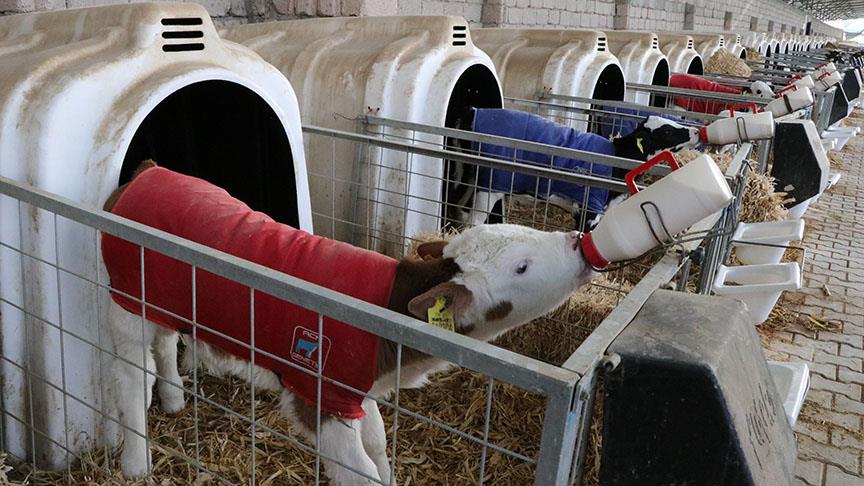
[[602, 290, 797, 485], [767, 361, 810, 427], [604, 31, 669, 106], [222, 17, 504, 256], [771, 119, 830, 215], [689, 33, 726, 61], [0, 2, 309, 469], [471, 28, 626, 131], [842, 69, 862, 102], [732, 220, 805, 265], [712, 263, 802, 326], [657, 34, 704, 74]]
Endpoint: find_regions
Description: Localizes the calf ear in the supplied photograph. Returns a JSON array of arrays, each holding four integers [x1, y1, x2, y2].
[[416, 240, 449, 260], [407, 282, 473, 323]]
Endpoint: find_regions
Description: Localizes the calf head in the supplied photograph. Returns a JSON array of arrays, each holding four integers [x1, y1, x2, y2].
[[743, 80, 775, 99], [404, 224, 594, 342], [613, 116, 700, 161]]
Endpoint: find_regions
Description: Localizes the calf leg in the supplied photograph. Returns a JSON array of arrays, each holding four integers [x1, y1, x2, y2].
[[153, 329, 184, 413], [108, 300, 156, 478], [281, 392, 381, 485], [467, 191, 505, 227], [361, 398, 391, 484]]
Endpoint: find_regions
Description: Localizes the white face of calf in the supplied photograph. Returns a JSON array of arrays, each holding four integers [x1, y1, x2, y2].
[[408, 224, 594, 341], [642, 116, 701, 154]]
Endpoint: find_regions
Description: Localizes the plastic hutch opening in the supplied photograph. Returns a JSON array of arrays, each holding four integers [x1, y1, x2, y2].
[[121, 80, 299, 227]]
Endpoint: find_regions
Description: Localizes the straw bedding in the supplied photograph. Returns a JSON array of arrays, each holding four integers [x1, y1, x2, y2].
[[745, 50, 764, 62], [10, 224, 622, 485], [705, 49, 752, 78]]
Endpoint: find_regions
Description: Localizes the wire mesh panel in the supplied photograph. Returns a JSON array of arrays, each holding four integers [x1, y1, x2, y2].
[[0, 174, 592, 485], [1, 100, 758, 484]]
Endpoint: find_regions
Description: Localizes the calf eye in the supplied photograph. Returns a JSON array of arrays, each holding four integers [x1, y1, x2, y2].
[[516, 261, 529, 275]]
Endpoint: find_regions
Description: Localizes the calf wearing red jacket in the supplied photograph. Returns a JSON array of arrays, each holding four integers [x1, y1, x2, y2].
[[104, 161, 596, 485], [669, 73, 774, 114]]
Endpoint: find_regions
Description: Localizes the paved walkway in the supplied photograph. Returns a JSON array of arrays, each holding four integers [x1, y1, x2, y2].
[[761, 117, 864, 486]]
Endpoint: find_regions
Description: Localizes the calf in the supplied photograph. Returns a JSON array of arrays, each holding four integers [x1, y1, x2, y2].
[[669, 74, 774, 114], [104, 161, 595, 485], [457, 108, 700, 227]]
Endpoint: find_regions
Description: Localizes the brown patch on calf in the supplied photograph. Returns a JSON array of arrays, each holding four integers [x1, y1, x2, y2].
[[416, 240, 448, 260], [484, 301, 513, 322], [103, 159, 158, 211], [378, 256, 463, 378]]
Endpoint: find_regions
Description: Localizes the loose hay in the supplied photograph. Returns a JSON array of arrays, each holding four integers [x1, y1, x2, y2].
[[739, 171, 791, 223], [19, 226, 621, 485], [745, 49, 765, 62], [705, 49, 752, 78], [827, 150, 844, 169], [505, 195, 576, 231]]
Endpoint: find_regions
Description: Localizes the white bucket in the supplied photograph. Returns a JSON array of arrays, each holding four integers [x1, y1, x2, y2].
[[732, 220, 805, 265], [712, 263, 802, 325], [786, 195, 818, 220], [766, 361, 810, 427], [581, 153, 732, 267], [764, 86, 814, 118], [699, 111, 775, 145]]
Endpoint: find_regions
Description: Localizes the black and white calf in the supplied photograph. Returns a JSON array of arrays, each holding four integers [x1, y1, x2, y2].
[[453, 108, 700, 228]]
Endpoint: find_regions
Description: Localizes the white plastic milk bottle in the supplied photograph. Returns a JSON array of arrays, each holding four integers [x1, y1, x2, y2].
[[764, 86, 815, 117], [581, 154, 733, 268], [699, 111, 775, 145]]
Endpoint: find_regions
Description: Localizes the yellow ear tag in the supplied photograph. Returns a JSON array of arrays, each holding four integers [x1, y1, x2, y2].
[[636, 137, 645, 154], [427, 297, 456, 332]]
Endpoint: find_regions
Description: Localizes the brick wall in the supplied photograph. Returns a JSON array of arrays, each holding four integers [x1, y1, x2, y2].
[[0, 0, 847, 38]]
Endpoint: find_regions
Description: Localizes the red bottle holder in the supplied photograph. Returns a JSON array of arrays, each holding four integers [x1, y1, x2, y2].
[[624, 151, 680, 195]]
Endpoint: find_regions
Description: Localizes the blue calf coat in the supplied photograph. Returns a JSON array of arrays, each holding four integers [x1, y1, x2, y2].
[[471, 108, 614, 213]]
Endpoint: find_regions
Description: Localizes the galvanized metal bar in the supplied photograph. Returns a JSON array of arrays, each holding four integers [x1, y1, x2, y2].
[[534, 381, 579, 486], [505, 97, 710, 126], [362, 116, 673, 177], [568, 368, 600, 486], [626, 82, 772, 104], [304, 125, 634, 193], [0, 175, 578, 398], [535, 93, 722, 122]]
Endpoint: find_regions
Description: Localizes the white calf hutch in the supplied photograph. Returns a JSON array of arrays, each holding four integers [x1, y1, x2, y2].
[[721, 33, 747, 59], [688, 33, 726, 62], [0, 1, 310, 471], [603, 31, 670, 107], [222, 17, 504, 257], [656, 33, 704, 75], [471, 28, 626, 131]]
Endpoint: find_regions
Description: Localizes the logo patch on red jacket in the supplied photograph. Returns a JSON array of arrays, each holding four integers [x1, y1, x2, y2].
[[291, 327, 331, 372]]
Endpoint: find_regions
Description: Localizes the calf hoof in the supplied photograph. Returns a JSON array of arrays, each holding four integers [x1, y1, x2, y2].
[[120, 450, 150, 479], [160, 396, 185, 415], [158, 383, 186, 414]]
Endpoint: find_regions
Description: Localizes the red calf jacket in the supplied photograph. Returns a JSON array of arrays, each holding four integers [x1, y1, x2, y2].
[[669, 74, 742, 115], [102, 167, 398, 418]]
